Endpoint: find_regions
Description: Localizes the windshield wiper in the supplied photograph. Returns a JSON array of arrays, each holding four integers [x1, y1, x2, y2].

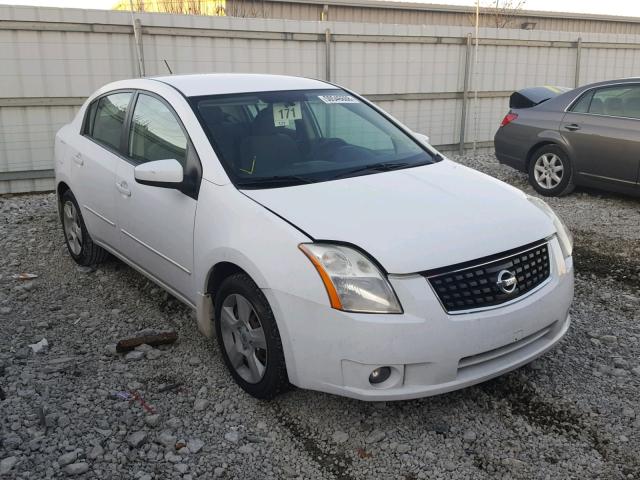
[[328, 161, 416, 180], [235, 175, 316, 189]]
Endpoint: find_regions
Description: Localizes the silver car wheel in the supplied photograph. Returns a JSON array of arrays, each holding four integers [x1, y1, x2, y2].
[[63, 201, 83, 255], [533, 153, 564, 189], [219, 293, 268, 384]]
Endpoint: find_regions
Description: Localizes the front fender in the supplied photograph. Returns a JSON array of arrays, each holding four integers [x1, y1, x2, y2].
[[193, 180, 332, 335]]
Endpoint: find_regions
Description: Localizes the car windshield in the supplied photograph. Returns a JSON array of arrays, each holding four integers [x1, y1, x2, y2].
[[190, 89, 438, 188]]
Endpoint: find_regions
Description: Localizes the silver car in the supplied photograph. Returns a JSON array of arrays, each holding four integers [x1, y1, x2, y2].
[[494, 79, 640, 197]]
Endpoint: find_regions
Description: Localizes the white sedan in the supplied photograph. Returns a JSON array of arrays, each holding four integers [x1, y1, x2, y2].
[[54, 74, 574, 400]]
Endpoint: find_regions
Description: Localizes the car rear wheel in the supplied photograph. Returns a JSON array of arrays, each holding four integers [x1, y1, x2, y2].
[[528, 145, 575, 197], [214, 273, 289, 399], [60, 190, 109, 266]]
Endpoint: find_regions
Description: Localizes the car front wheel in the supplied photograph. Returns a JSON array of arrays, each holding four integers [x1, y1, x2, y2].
[[528, 145, 575, 197], [214, 273, 289, 399]]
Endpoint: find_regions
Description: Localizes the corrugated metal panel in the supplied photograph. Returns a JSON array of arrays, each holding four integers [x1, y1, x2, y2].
[[226, 0, 640, 35], [4, 5, 640, 193]]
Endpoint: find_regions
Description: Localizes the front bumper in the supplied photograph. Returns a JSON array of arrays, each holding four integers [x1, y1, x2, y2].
[[264, 238, 574, 401]]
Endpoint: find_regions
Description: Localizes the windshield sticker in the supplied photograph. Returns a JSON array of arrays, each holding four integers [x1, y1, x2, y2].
[[318, 95, 360, 104], [273, 102, 302, 127]]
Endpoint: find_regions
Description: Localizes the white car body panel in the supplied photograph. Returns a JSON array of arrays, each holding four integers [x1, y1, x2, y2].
[[53, 74, 574, 401], [115, 160, 198, 302], [243, 159, 556, 273]]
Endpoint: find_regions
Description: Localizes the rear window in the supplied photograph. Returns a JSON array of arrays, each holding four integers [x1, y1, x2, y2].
[[87, 92, 132, 150]]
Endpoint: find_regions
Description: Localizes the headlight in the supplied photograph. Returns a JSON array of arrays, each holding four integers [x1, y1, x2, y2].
[[299, 243, 402, 314], [527, 196, 573, 258]]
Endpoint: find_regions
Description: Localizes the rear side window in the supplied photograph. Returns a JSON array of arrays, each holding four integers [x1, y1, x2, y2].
[[569, 90, 594, 114], [89, 92, 132, 150], [128, 94, 187, 166]]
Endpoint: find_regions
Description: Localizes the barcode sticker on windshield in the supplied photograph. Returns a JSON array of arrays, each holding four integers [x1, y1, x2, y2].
[[318, 95, 359, 104], [273, 102, 302, 127]]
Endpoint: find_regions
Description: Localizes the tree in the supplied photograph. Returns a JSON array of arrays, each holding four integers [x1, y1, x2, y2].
[[468, 0, 528, 29]]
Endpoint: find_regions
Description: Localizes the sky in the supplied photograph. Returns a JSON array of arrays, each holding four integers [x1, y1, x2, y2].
[[1, 0, 640, 17]]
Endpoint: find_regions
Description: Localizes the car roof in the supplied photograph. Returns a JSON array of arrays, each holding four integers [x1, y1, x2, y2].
[[150, 73, 337, 97], [580, 77, 640, 90]]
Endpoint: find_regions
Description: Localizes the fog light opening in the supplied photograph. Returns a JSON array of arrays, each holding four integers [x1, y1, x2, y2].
[[369, 366, 392, 385]]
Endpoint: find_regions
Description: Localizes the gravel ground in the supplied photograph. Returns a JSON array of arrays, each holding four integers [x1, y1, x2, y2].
[[1, 153, 639, 479]]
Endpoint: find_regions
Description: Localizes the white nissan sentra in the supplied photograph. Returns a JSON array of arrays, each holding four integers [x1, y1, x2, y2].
[[54, 74, 574, 400]]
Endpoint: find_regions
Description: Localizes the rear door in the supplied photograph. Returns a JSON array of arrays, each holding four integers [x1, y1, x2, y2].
[[114, 92, 200, 302], [561, 84, 640, 189], [70, 91, 133, 248]]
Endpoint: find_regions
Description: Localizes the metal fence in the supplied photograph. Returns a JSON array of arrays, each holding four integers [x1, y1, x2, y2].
[[2, 5, 640, 193]]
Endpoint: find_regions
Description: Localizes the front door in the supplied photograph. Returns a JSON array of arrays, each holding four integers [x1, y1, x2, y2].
[[114, 92, 198, 302], [561, 84, 640, 190]]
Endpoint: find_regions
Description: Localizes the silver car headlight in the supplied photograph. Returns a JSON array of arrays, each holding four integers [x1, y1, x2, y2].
[[299, 243, 402, 314], [527, 196, 573, 258]]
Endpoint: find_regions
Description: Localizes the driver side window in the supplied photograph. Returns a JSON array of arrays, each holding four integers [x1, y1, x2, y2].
[[128, 94, 188, 166]]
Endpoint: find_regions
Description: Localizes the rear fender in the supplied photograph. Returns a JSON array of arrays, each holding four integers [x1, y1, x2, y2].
[[526, 130, 572, 170]]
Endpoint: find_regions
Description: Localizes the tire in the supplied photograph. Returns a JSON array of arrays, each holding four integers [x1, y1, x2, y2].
[[60, 190, 109, 266], [214, 273, 289, 399], [528, 145, 575, 197]]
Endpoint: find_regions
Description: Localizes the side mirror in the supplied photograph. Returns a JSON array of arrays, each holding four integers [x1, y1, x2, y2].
[[134, 159, 183, 188], [413, 133, 430, 145]]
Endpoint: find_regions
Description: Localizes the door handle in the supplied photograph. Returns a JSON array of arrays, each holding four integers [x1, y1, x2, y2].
[[115, 180, 131, 197], [564, 123, 581, 131], [72, 153, 84, 166]]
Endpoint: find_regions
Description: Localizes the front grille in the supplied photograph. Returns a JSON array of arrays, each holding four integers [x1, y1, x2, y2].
[[425, 240, 550, 313]]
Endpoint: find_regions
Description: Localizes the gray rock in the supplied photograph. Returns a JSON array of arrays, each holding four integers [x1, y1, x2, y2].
[[166, 417, 182, 429], [239, 444, 254, 454], [57, 415, 71, 428], [224, 431, 241, 443], [87, 445, 104, 459], [0, 457, 18, 475], [188, 356, 201, 366], [175, 463, 189, 474], [187, 438, 204, 453], [144, 414, 161, 428], [2, 434, 22, 450], [58, 451, 78, 466], [600, 335, 618, 345], [332, 431, 349, 444], [622, 407, 636, 418], [63, 463, 89, 476], [214, 467, 226, 477], [135, 343, 154, 353], [157, 432, 177, 448], [104, 344, 118, 356], [164, 452, 181, 463], [463, 430, 477, 443], [127, 431, 147, 448], [194, 399, 209, 412], [145, 349, 162, 360], [396, 444, 411, 453], [365, 430, 386, 444], [125, 350, 145, 362]]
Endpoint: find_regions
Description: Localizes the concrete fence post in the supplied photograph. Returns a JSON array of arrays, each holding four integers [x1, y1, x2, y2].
[[575, 37, 582, 87], [459, 33, 472, 155], [133, 18, 145, 77], [325, 28, 332, 82]]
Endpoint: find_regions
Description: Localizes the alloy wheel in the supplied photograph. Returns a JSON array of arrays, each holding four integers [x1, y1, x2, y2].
[[62, 201, 83, 255], [533, 153, 564, 190], [219, 293, 268, 384]]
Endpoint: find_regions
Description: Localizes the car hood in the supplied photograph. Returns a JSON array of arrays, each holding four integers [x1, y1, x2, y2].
[[242, 160, 556, 274]]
